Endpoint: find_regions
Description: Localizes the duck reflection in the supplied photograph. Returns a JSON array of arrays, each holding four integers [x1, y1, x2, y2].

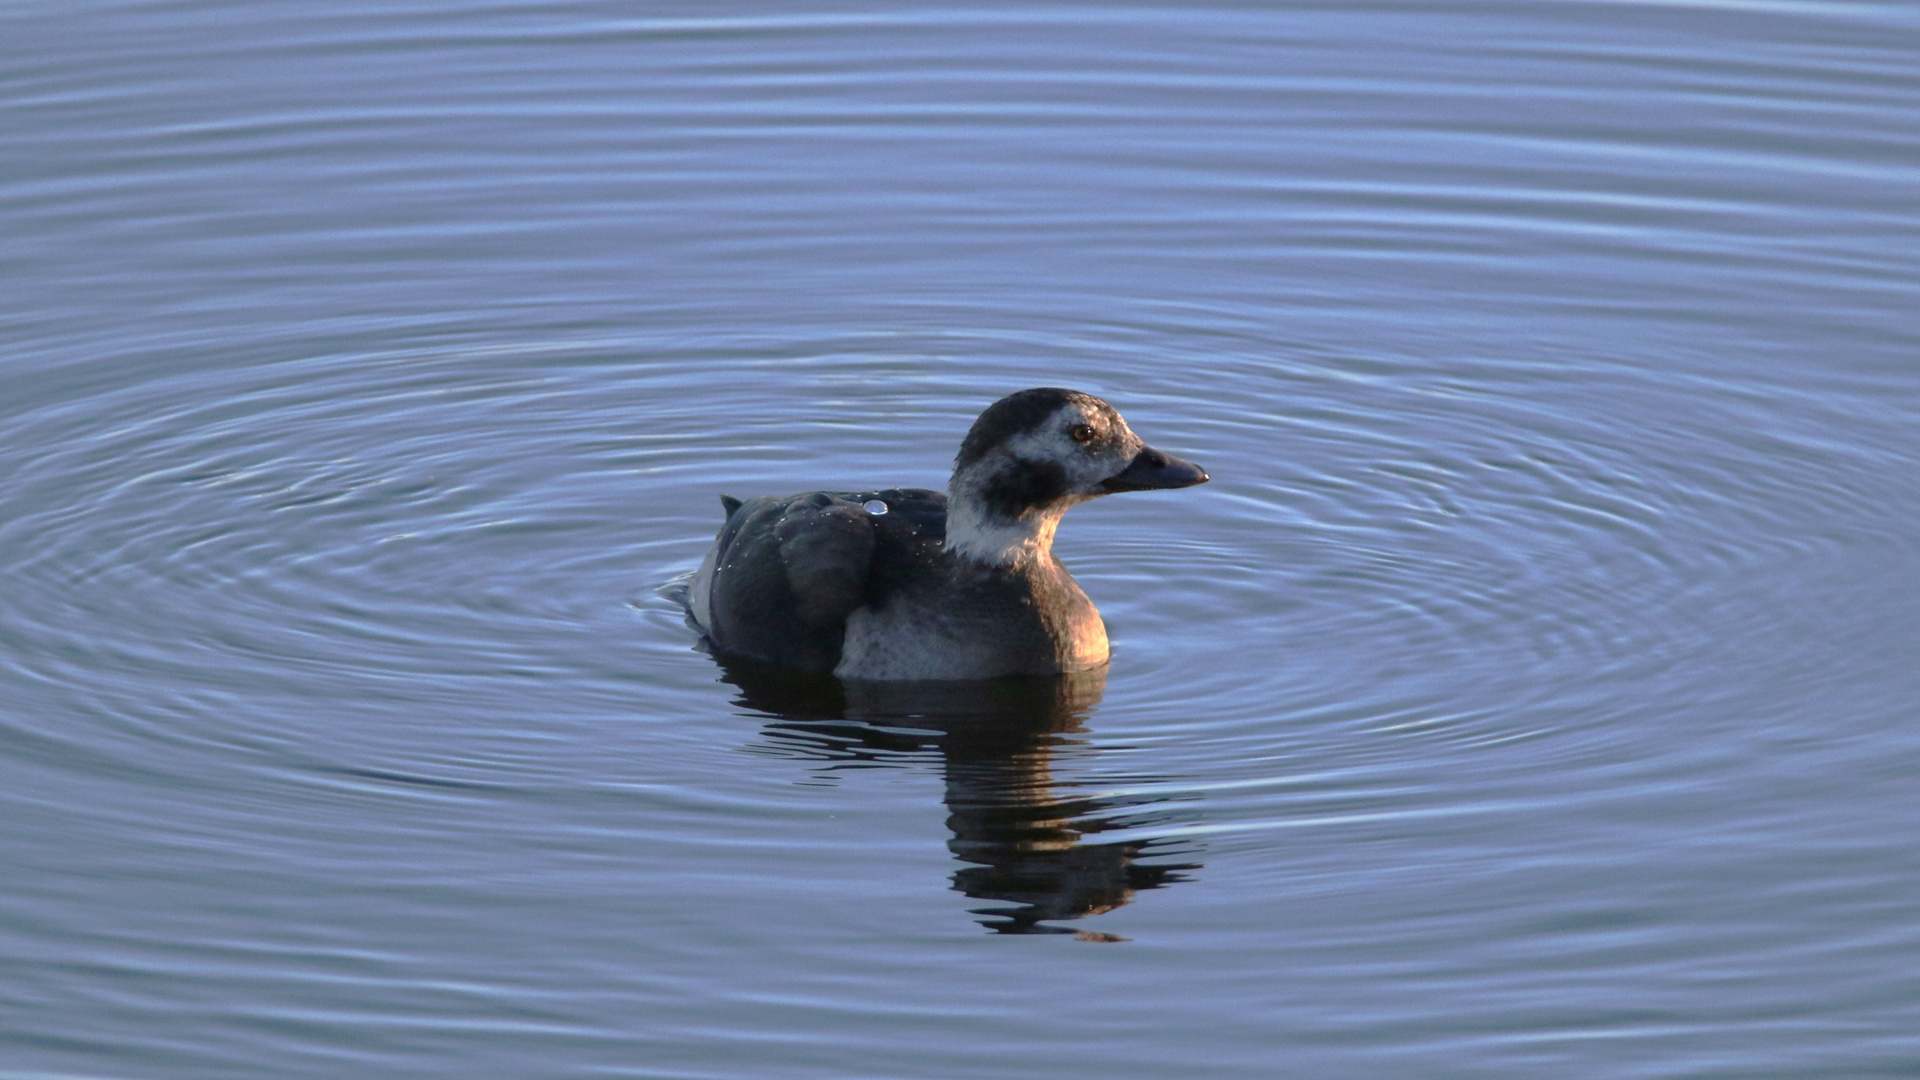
[[720, 661, 1202, 936]]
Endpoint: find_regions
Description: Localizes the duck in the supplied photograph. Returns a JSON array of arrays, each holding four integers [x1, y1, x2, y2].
[[683, 387, 1208, 680]]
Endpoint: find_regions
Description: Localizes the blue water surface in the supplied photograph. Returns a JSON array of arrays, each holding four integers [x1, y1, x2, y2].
[[3, 2, 1918, 1077]]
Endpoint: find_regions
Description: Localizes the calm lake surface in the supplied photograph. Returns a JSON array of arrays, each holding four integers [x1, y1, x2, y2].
[[4, 1, 1919, 1076]]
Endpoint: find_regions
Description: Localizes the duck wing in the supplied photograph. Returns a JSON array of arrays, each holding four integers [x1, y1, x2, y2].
[[703, 488, 945, 673], [773, 494, 876, 626]]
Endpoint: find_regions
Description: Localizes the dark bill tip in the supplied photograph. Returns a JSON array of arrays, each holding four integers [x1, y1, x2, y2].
[[1101, 446, 1210, 492]]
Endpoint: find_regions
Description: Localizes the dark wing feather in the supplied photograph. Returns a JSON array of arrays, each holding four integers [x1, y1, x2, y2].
[[703, 488, 946, 674], [773, 495, 874, 627]]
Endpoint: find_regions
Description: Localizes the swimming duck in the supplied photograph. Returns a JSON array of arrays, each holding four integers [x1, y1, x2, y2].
[[684, 387, 1208, 680]]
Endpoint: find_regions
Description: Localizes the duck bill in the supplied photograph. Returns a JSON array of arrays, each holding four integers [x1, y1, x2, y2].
[[1101, 446, 1210, 492]]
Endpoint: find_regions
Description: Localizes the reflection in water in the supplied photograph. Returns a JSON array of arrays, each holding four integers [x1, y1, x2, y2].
[[721, 661, 1202, 935]]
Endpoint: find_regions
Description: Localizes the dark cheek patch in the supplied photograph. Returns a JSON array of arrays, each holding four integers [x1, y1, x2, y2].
[[980, 458, 1069, 520]]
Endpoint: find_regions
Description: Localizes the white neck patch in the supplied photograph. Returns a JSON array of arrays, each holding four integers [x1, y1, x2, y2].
[[944, 496, 1066, 567]]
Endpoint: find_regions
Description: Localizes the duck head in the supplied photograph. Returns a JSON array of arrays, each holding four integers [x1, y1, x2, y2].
[[946, 387, 1209, 566]]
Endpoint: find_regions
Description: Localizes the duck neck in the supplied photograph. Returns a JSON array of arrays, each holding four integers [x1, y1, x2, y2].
[[945, 503, 1062, 568], [944, 478, 1069, 568]]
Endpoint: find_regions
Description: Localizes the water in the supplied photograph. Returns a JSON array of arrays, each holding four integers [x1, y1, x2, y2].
[[4, 1, 1919, 1076]]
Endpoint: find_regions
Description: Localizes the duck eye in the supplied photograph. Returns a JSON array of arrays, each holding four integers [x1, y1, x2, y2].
[[1068, 424, 1095, 444]]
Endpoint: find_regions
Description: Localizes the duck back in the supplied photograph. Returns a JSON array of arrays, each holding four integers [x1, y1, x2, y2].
[[692, 488, 947, 674]]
